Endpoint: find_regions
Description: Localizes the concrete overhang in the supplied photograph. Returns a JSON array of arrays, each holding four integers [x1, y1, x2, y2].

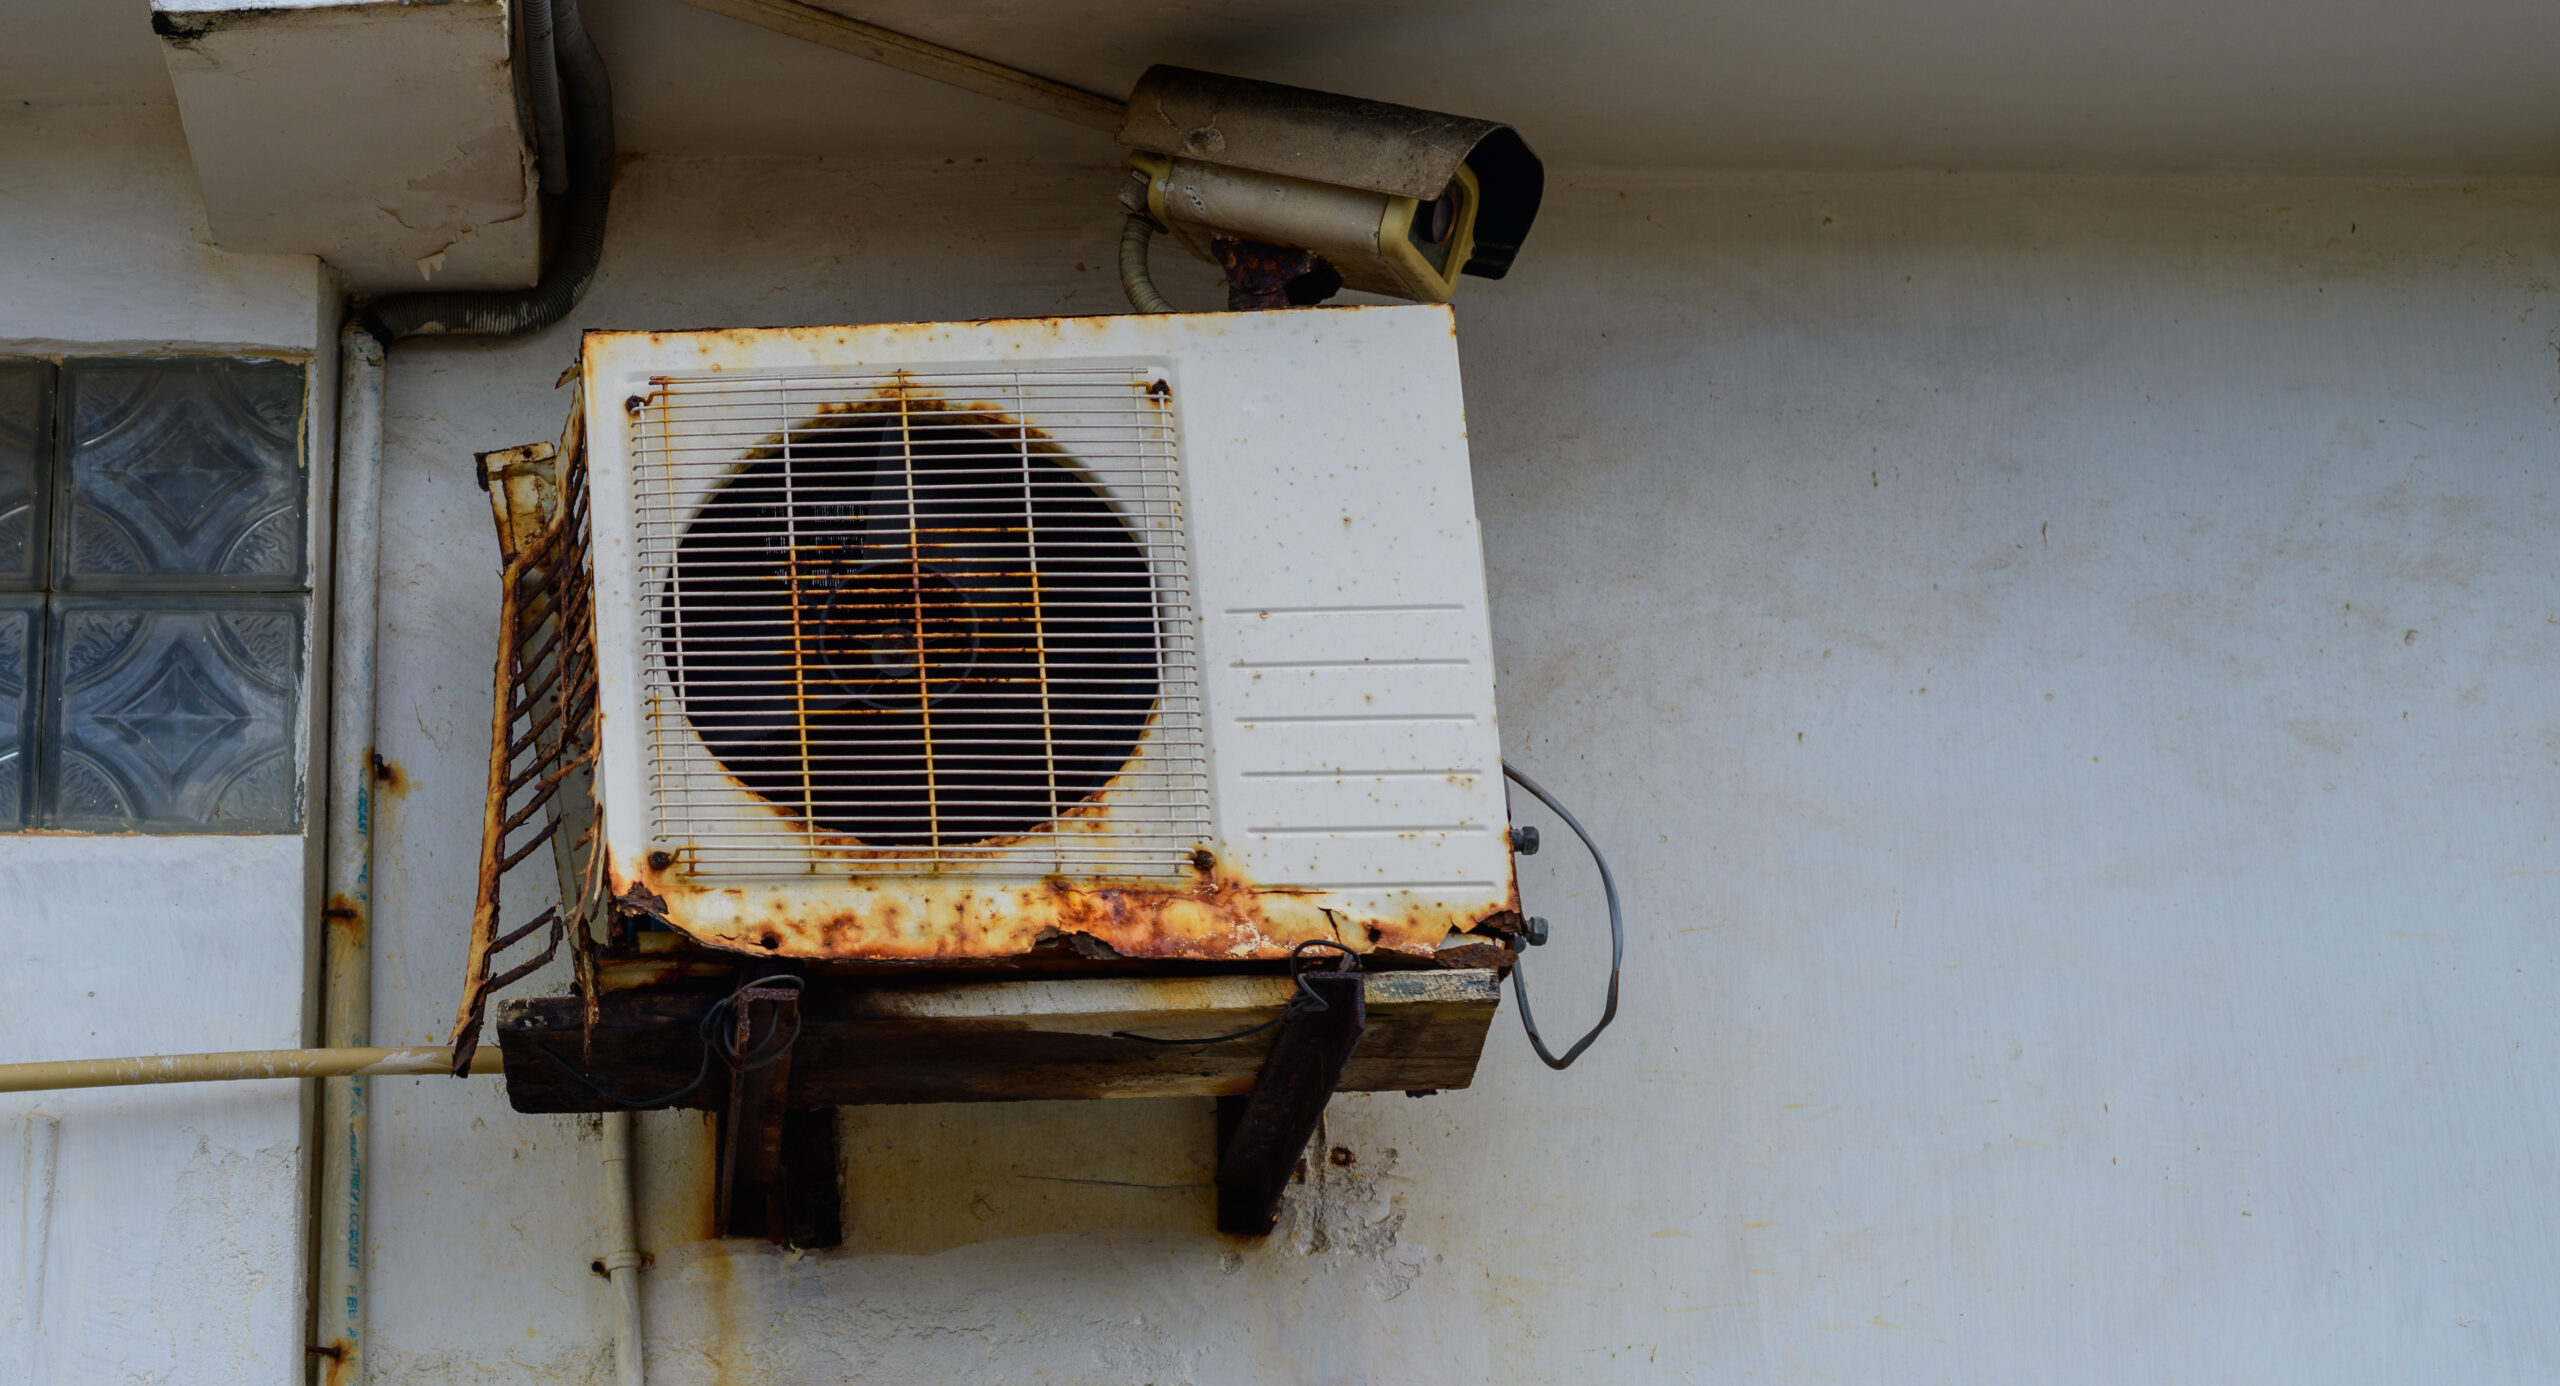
[[152, 0, 540, 292]]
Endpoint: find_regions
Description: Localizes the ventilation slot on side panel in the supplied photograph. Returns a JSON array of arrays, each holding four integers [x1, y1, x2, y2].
[[632, 369, 1207, 880]]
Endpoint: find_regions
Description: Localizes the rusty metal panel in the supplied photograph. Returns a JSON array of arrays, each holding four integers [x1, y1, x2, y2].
[[449, 403, 603, 1068], [578, 307, 1518, 965]]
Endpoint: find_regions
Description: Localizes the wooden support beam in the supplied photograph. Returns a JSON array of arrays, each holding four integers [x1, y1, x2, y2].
[[1214, 968, 1367, 1235], [496, 970, 1500, 1113], [714, 984, 799, 1238], [779, 1108, 844, 1249]]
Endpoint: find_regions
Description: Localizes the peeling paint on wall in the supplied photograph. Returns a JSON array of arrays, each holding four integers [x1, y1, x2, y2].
[[1269, 1128, 1439, 1301]]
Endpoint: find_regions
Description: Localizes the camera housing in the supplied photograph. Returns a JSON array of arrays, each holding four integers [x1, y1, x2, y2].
[[1117, 66, 1545, 303]]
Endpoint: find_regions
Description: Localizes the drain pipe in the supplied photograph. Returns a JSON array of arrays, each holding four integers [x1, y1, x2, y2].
[[599, 1112, 645, 1386], [317, 321, 386, 1383], [316, 0, 616, 1380]]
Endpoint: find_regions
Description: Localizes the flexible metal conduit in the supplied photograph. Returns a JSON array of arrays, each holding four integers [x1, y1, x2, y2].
[[1119, 215, 1176, 313], [360, 0, 614, 341], [523, 0, 570, 196]]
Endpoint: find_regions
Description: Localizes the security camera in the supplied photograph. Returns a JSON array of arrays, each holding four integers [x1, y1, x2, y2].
[[1116, 66, 1545, 306]]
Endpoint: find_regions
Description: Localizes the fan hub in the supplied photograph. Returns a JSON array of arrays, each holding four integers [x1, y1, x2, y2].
[[803, 559, 986, 709]]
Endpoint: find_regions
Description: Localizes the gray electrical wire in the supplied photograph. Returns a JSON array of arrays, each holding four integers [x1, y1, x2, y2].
[[1502, 760, 1623, 1070], [1110, 939, 1359, 1046], [530, 974, 805, 1109]]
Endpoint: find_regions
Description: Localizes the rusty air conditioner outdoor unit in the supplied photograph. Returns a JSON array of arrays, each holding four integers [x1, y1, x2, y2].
[[578, 303, 1521, 964], [449, 297, 1620, 1240]]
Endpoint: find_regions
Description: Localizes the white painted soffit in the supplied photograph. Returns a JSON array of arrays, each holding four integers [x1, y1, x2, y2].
[[591, 0, 2560, 174], [0, 0, 171, 106], [14, 0, 2557, 175], [152, 0, 540, 293]]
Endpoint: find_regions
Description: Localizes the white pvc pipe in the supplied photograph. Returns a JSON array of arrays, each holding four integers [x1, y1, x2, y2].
[[600, 1112, 647, 1386], [17, 1108, 59, 1382], [0, 1046, 501, 1095], [320, 320, 387, 1384]]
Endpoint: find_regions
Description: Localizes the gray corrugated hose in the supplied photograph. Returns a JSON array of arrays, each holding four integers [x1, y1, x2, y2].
[[1120, 214, 1177, 313], [360, 0, 614, 340], [523, 0, 570, 195]]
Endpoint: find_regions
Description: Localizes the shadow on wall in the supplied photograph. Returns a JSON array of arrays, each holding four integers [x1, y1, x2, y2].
[[637, 1098, 1222, 1255], [626, 1098, 1442, 1381], [635, 1095, 1421, 1260], [840, 1099, 1219, 1254]]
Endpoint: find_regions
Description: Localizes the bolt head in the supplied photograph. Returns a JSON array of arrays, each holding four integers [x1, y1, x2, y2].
[[1524, 916, 1550, 947]]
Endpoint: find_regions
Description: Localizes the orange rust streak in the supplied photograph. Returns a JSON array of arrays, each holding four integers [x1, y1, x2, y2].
[[1019, 394, 1061, 857], [891, 381, 943, 855], [782, 544, 819, 827], [620, 846, 1521, 966]]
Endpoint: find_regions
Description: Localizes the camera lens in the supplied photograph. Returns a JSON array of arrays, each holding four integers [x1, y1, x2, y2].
[[1423, 186, 1457, 244]]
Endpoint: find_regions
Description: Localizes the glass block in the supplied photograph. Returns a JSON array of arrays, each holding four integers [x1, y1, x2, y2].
[[59, 358, 305, 588], [0, 360, 49, 587], [45, 597, 304, 832], [0, 596, 37, 828]]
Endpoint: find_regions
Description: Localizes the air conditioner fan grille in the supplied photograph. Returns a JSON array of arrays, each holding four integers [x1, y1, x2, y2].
[[633, 370, 1206, 877]]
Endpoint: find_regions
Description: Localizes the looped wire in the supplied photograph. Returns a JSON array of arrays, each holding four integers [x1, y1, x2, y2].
[[1112, 937, 1363, 1047], [530, 972, 807, 1109], [1502, 760, 1625, 1071]]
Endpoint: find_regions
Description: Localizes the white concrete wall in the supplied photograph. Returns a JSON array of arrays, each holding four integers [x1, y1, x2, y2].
[[349, 160, 2560, 1383], [0, 104, 333, 1386]]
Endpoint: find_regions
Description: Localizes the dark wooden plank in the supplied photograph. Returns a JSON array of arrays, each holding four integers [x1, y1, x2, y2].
[[779, 1108, 844, 1249], [497, 990, 733, 1112], [1215, 969, 1365, 1235], [715, 984, 799, 1238], [495, 970, 1502, 1113]]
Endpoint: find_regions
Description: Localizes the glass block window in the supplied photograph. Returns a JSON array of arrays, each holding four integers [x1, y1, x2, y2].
[[0, 357, 309, 833]]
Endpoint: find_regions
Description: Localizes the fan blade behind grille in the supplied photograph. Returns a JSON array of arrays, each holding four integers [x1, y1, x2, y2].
[[662, 399, 1160, 849]]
